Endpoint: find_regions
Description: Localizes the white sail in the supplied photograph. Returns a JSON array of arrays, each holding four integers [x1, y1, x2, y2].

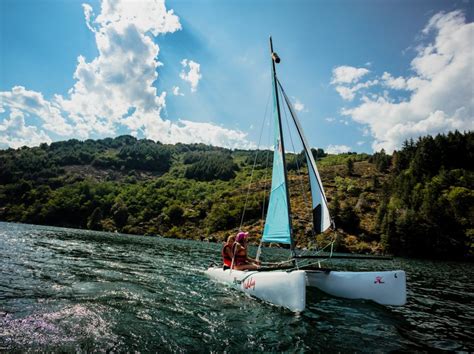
[[278, 80, 332, 233]]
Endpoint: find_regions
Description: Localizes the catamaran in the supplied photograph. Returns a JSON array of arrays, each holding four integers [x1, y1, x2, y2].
[[205, 38, 406, 312]]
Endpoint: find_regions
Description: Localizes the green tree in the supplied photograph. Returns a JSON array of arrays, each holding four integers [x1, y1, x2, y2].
[[165, 204, 184, 225], [87, 207, 103, 230], [346, 158, 354, 176], [338, 205, 359, 234], [370, 149, 391, 172], [111, 200, 129, 229]]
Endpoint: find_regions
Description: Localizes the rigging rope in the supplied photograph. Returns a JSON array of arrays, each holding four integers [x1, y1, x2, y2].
[[239, 89, 271, 231]]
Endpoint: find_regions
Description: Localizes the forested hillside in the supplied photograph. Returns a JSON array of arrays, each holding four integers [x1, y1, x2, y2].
[[0, 132, 472, 260], [376, 132, 474, 259]]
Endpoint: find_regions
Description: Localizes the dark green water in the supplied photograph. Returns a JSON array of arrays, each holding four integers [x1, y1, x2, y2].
[[0, 222, 472, 352]]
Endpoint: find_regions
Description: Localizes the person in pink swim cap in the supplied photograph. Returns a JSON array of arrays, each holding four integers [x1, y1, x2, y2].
[[236, 231, 248, 243]]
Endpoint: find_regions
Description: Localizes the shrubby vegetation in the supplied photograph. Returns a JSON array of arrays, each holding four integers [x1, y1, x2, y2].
[[184, 151, 238, 181], [0, 132, 472, 260]]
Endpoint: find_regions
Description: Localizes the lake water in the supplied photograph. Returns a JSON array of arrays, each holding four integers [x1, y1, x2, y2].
[[0, 222, 472, 352]]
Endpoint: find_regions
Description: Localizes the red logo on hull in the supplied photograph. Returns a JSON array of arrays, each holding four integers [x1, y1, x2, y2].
[[244, 278, 256, 290], [374, 276, 385, 284]]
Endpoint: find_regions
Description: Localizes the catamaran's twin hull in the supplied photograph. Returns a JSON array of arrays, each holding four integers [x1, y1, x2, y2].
[[205, 267, 306, 312], [306, 270, 406, 306], [206, 268, 406, 312]]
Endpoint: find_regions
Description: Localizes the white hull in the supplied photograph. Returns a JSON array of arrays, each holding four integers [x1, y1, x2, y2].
[[205, 267, 306, 312], [306, 270, 406, 306]]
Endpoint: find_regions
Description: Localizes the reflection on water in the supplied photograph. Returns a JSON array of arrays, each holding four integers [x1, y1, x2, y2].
[[0, 222, 472, 351]]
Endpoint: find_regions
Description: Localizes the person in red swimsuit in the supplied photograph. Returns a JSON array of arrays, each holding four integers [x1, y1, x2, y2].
[[232, 231, 260, 271]]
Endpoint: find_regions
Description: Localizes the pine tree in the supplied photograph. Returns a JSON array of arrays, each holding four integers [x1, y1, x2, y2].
[[346, 158, 354, 176]]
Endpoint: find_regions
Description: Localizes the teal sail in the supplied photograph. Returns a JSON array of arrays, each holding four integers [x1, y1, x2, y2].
[[262, 77, 292, 244]]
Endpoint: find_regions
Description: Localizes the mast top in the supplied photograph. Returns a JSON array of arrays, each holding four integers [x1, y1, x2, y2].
[[272, 52, 281, 64], [269, 36, 281, 64]]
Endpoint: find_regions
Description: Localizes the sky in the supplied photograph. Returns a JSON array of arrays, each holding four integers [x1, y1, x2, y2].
[[0, 0, 473, 153]]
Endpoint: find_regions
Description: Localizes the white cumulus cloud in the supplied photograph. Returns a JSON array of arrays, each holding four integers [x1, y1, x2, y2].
[[0, 110, 52, 148], [334, 79, 379, 101], [55, 0, 182, 138], [180, 59, 202, 92], [172, 86, 184, 96], [331, 66, 370, 84], [339, 10, 474, 152], [0, 86, 73, 136], [122, 108, 254, 149], [94, 0, 181, 36], [0, 0, 251, 150], [335, 86, 356, 101], [326, 144, 351, 154], [293, 98, 305, 112]]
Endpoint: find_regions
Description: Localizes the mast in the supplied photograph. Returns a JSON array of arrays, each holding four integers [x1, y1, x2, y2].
[[269, 36, 295, 253]]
